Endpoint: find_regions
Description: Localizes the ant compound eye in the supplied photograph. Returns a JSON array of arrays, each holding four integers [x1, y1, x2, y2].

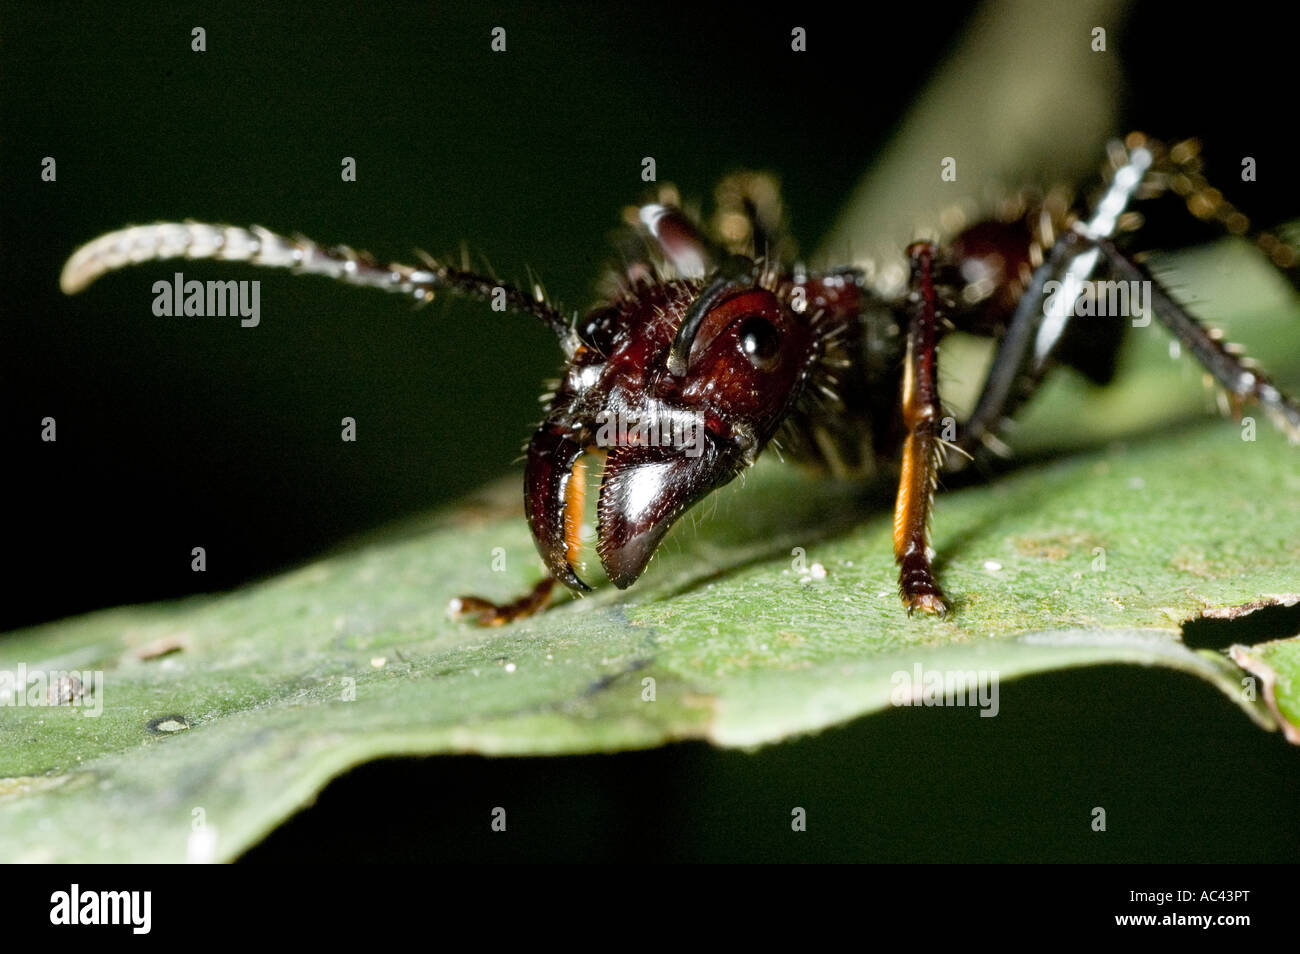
[[737, 315, 781, 370]]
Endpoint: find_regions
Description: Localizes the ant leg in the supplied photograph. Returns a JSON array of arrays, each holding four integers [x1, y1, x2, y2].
[[448, 577, 558, 627], [952, 223, 1300, 461], [952, 141, 1160, 464], [893, 242, 951, 616], [1093, 236, 1300, 439], [950, 233, 1076, 465], [1134, 133, 1300, 293]]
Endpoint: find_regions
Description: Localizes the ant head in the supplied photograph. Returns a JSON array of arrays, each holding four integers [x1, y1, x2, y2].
[[523, 203, 816, 592]]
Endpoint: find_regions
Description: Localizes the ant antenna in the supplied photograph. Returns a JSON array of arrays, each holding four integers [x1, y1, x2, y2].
[[60, 222, 572, 341]]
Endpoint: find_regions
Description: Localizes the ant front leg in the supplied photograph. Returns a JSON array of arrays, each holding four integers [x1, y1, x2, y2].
[[448, 577, 558, 627], [892, 242, 951, 616]]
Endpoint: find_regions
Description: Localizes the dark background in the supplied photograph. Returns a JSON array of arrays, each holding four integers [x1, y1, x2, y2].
[[3, 0, 1298, 862]]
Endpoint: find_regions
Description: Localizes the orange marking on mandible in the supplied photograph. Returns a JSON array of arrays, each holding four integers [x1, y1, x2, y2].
[[563, 457, 587, 570]]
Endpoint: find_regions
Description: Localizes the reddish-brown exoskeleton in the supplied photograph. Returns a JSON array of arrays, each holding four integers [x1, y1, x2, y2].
[[61, 134, 1300, 623]]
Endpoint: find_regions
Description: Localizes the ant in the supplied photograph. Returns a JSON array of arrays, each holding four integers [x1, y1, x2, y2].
[[61, 133, 1300, 624]]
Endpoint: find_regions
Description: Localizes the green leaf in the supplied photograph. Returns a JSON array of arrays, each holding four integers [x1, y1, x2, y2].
[[1232, 635, 1300, 745]]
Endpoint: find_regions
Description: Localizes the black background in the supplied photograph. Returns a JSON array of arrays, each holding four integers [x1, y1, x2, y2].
[[3, 1, 1299, 862]]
